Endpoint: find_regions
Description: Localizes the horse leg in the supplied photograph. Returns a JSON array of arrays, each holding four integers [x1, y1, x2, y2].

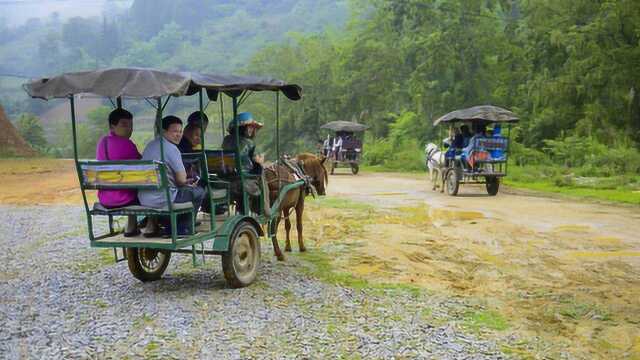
[[271, 216, 285, 261], [295, 194, 305, 252], [284, 211, 292, 252]]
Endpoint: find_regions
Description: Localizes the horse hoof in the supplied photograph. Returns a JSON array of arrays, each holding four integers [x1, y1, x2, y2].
[[299, 247, 307, 252], [276, 254, 286, 261], [285, 247, 292, 252]]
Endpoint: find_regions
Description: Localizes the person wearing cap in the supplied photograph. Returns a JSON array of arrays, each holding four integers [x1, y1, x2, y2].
[[222, 112, 270, 216]]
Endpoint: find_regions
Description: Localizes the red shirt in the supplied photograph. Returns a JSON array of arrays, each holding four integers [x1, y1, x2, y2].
[[95, 131, 141, 207]]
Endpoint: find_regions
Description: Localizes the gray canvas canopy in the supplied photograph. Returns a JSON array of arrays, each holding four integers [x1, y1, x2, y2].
[[433, 105, 519, 126], [23, 67, 302, 101], [320, 121, 369, 132]]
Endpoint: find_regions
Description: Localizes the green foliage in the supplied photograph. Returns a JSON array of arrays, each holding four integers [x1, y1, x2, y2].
[[51, 106, 110, 158], [15, 113, 47, 150]]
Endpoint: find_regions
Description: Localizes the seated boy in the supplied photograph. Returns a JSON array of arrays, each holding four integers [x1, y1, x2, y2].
[[96, 108, 141, 237]]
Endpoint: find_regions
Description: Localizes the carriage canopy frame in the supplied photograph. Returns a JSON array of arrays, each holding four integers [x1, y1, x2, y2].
[[433, 105, 520, 126]]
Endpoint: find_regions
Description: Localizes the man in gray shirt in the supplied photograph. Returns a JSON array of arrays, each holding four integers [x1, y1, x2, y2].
[[139, 115, 204, 235]]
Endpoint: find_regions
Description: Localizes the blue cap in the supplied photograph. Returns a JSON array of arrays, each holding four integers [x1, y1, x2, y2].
[[228, 112, 263, 131]]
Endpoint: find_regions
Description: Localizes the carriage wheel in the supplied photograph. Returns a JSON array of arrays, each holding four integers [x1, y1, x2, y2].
[[127, 248, 171, 282], [350, 163, 359, 175], [222, 222, 261, 288], [446, 170, 459, 196], [486, 177, 500, 196]]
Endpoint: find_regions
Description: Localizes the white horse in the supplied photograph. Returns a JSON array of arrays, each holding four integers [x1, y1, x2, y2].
[[424, 143, 445, 192]]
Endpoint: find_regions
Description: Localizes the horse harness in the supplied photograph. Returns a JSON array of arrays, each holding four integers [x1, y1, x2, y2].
[[265, 157, 318, 198]]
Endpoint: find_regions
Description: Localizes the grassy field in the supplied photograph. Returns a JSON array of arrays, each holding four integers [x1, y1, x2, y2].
[[505, 164, 640, 205]]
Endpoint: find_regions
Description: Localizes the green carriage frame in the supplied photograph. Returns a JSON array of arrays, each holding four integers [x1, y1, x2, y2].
[[320, 121, 368, 175], [433, 105, 520, 196], [24, 68, 305, 287]]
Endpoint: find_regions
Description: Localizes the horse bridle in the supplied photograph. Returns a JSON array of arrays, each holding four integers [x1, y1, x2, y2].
[[426, 147, 439, 162]]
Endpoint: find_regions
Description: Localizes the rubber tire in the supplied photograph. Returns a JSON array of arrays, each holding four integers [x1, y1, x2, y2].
[[126, 248, 171, 282], [446, 170, 460, 196], [486, 177, 500, 196], [222, 222, 261, 288], [351, 163, 359, 175]]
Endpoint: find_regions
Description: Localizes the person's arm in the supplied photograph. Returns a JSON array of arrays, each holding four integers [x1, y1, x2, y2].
[[167, 144, 189, 186], [175, 170, 188, 186]]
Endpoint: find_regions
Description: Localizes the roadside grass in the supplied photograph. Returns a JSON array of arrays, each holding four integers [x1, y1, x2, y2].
[[505, 164, 640, 205], [73, 248, 114, 273], [463, 309, 510, 332], [294, 250, 422, 298], [308, 196, 374, 211], [504, 178, 640, 205]]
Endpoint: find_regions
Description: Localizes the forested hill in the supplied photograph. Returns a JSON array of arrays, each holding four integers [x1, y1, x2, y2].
[[245, 0, 640, 175], [0, 0, 348, 117]]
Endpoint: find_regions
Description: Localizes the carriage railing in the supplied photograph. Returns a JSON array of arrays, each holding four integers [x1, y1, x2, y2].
[[78, 159, 210, 249], [462, 136, 509, 177]]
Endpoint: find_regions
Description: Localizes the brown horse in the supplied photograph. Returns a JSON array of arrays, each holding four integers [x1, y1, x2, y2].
[[264, 154, 328, 260]]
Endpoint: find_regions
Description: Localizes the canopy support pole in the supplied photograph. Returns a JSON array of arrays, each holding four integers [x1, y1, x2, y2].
[[220, 97, 225, 144], [276, 91, 280, 164], [116, 97, 122, 109], [200, 89, 215, 231], [505, 124, 511, 175], [70, 95, 93, 240], [232, 95, 248, 215]]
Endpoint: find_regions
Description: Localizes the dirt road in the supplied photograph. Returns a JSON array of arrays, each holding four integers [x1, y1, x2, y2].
[[316, 170, 640, 359]]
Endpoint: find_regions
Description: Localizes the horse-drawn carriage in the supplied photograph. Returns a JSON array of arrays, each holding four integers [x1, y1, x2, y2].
[[426, 105, 519, 196], [320, 120, 368, 175], [23, 68, 324, 287]]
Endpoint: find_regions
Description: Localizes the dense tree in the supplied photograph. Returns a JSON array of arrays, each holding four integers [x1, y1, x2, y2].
[[15, 113, 47, 149]]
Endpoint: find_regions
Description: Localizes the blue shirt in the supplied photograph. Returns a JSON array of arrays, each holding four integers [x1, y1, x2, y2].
[[138, 136, 185, 208]]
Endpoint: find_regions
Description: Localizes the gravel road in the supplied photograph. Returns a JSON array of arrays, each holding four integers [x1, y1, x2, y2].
[[0, 205, 507, 359]]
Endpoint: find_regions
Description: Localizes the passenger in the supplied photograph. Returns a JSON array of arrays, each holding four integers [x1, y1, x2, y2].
[[452, 126, 465, 149], [322, 135, 331, 157], [332, 135, 343, 161], [460, 125, 472, 147], [178, 121, 216, 214], [186, 111, 209, 137], [222, 112, 270, 216], [138, 116, 205, 236], [178, 122, 202, 153], [96, 108, 141, 237], [491, 125, 504, 159]]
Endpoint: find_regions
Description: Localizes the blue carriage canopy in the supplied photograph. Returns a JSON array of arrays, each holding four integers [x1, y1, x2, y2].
[[433, 105, 519, 126], [22, 67, 302, 101]]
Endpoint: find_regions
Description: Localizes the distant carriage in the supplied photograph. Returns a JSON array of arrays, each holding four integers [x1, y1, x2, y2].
[[320, 121, 368, 175], [429, 105, 519, 196]]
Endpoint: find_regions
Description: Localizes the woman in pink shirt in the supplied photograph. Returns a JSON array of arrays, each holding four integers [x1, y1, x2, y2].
[[96, 108, 141, 236]]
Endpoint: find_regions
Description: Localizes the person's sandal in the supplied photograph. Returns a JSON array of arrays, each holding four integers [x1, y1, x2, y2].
[[124, 228, 141, 237], [143, 229, 161, 238]]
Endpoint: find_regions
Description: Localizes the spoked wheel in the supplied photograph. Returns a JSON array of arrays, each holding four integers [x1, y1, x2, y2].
[[486, 176, 500, 196], [446, 169, 460, 196], [222, 222, 261, 288], [350, 163, 359, 175], [127, 248, 171, 282]]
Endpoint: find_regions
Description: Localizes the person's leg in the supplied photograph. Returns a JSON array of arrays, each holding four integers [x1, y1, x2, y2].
[[174, 186, 205, 233], [260, 173, 271, 217]]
